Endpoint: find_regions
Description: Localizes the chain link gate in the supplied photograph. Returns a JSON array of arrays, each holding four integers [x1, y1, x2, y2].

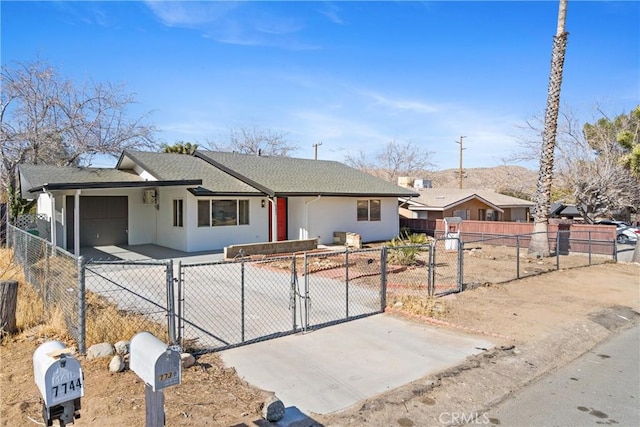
[[81, 259, 176, 351], [429, 237, 463, 296], [176, 249, 387, 353]]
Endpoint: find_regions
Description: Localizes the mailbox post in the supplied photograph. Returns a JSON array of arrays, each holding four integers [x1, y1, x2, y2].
[[130, 332, 182, 426], [443, 216, 463, 251], [33, 341, 84, 426]]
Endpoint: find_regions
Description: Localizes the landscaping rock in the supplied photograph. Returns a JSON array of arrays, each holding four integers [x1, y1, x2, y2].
[[262, 394, 285, 422], [109, 355, 125, 373], [87, 342, 115, 360], [114, 340, 130, 355], [181, 353, 196, 369]]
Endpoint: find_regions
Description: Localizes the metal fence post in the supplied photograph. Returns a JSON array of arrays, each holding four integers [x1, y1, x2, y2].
[[556, 231, 560, 270], [613, 238, 618, 262], [241, 259, 245, 343], [588, 231, 592, 265], [290, 255, 297, 332], [166, 259, 176, 345], [176, 261, 183, 345], [516, 235, 520, 279], [457, 239, 464, 292], [44, 243, 50, 304], [304, 252, 310, 331], [428, 243, 434, 297], [380, 246, 387, 312], [77, 256, 86, 355], [345, 249, 349, 319]]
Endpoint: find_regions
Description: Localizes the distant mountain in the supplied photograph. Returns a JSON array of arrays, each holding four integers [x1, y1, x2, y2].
[[415, 165, 538, 200]]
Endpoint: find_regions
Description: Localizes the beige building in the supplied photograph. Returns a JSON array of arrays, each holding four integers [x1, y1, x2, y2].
[[399, 188, 534, 222]]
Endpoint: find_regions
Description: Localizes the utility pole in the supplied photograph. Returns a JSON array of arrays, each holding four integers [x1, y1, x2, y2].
[[456, 136, 466, 189], [312, 142, 323, 160]]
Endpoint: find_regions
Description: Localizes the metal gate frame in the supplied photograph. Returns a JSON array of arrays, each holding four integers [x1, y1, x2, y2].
[[428, 237, 463, 296]]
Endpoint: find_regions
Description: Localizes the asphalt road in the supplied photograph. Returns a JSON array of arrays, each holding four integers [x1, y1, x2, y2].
[[486, 325, 640, 427]]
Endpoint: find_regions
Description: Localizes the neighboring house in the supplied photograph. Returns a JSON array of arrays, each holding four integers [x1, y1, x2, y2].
[[399, 188, 534, 222], [18, 150, 417, 255]]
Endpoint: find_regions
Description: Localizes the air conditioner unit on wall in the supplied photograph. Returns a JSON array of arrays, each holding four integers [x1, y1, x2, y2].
[[143, 189, 157, 205]]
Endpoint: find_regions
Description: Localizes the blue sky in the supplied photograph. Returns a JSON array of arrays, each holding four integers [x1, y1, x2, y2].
[[2, 1, 639, 170]]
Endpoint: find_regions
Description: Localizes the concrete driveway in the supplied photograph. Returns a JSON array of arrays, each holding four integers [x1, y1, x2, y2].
[[220, 313, 493, 417]]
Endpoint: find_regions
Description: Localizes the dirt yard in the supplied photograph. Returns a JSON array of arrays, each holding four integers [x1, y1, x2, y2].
[[1, 247, 638, 426]]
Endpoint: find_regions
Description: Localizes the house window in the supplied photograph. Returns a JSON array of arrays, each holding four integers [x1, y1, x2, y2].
[[357, 199, 381, 222], [479, 209, 498, 221], [198, 199, 250, 227], [172, 199, 183, 227], [197, 201, 210, 227], [453, 209, 469, 220]]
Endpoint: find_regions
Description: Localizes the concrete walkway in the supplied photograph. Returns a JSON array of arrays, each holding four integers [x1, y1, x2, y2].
[[220, 313, 493, 417]]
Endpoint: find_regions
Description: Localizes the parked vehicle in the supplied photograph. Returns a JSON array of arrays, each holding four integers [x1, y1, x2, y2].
[[596, 220, 639, 244]]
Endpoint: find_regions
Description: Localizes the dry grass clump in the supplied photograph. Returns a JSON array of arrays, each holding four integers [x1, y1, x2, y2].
[[3, 247, 168, 348], [1, 248, 70, 343], [85, 292, 167, 347], [388, 295, 449, 319]]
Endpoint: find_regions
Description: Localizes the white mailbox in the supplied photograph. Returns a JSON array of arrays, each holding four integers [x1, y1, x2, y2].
[[33, 340, 83, 426], [130, 332, 181, 392], [444, 216, 463, 250]]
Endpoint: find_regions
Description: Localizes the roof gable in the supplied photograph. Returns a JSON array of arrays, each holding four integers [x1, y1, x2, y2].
[[119, 151, 263, 195]]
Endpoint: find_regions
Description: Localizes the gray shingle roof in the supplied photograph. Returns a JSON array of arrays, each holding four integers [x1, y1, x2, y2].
[[195, 150, 418, 197], [119, 151, 263, 195], [406, 188, 534, 210], [19, 164, 145, 199]]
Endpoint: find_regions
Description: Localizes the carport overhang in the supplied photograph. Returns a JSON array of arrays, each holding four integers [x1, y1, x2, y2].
[[30, 179, 202, 257]]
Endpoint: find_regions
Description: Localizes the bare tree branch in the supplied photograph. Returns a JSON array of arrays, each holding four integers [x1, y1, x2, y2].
[[0, 59, 157, 209], [345, 139, 435, 184], [207, 126, 298, 156]]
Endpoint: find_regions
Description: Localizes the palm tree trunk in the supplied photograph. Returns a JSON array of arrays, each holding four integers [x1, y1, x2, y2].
[[529, 0, 569, 257]]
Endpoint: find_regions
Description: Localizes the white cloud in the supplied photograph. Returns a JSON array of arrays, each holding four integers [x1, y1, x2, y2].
[[360, 90, 440, 114], [144, 1, 319, 50], [144, 1, 236, 27], [317, 3, 344, 25]]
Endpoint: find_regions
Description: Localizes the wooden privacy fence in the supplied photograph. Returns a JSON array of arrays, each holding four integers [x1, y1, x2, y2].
[[400, 219, 616, 255]]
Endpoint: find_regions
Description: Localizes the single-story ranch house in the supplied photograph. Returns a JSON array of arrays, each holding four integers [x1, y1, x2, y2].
[[399, 187, 534, 222], [19, 150, 418, 255]]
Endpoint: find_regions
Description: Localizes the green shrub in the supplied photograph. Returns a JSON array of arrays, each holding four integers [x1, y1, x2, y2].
[[387, 231, 430, 265]]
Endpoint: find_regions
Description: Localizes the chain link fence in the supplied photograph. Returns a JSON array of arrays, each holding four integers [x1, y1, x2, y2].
[[461, 230, 616, 288], [82, 258, 175, 352], [7, 224, 80, 343], [6, 222, 617, 355]]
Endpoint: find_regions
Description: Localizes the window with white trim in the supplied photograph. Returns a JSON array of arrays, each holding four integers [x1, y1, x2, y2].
[[197, 199, 250, 227], [172, 199, 183, 227], [357, 199, 381, 222]]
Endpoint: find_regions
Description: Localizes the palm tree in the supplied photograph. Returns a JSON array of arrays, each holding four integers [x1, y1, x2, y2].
[[529, 0, 569, 257]]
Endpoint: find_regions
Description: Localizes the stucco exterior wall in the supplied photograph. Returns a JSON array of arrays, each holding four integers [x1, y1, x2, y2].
[[184, 196, 268, 252], [288, 196, 400, 245]]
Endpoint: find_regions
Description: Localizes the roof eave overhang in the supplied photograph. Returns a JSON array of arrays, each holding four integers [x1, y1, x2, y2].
[[274, 192, 419, 198], [187, 187, 266, 197], [30, 179, 202, 193]]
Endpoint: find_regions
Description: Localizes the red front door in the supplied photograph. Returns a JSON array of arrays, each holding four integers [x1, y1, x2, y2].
[[268, 198, 288, 241]]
